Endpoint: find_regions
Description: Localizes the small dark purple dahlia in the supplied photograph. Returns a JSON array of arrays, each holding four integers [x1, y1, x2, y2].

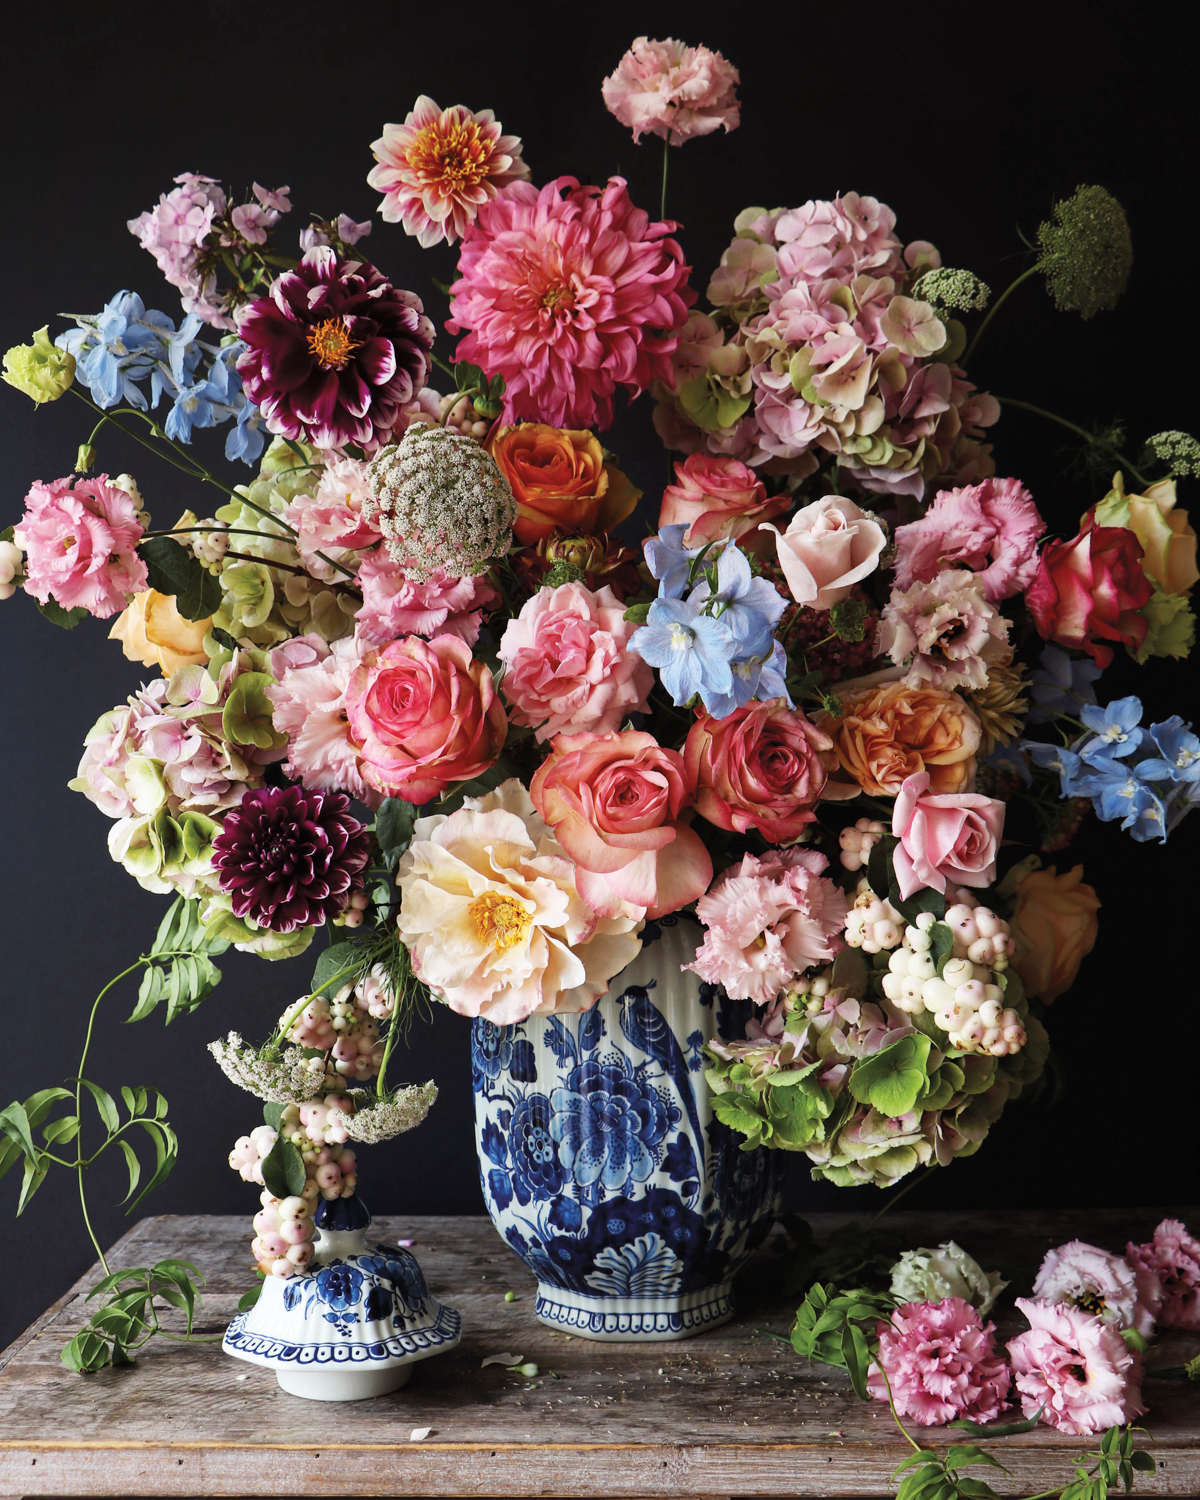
[[212, 785, 371, 933], [236, 246, 434, 451]]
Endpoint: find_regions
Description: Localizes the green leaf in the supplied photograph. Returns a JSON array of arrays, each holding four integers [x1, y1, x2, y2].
[[260, 1133, 306, 1198], [263, 1101, 285, 1132], [0, 1138, 20, 1182], [16, 1155, 48, 1215], [36, 598, 89, 630], [950, 1406, 1045, 1437], [954, 1479, 1004, 1500], [238, 1277, 266, 1313], [310, 940, 363, 998], [840, 1320, 871, 1399], [929, 922, 955, 968], [117, 1140, 142, 1203], [127, 964, 164, 1023], [79, 1079, 120, 1134], [867, 835, 895, 901], [139, 536, 221, 620], [0, 1101, 37, 1161], [622, 601, 652, 625], [374, 798, 418, 872], [1130, 1452, 1155, 1474], [848, 1032, 933, 1117], [944, 1445, 1006, 1474], [41, 1114, 80, 1146]]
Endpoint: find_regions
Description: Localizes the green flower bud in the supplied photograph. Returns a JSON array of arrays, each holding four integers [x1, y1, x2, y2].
[[890, 1240, 1007, 1315], [1, 327, 76, 404], [75, 443, 96, 473]]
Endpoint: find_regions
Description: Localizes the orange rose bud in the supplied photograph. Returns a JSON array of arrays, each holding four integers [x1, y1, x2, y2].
[[489, 423, 640, 545]]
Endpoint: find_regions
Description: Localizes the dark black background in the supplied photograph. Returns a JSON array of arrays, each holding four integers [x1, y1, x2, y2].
[[1, 0, 1196, 1355]]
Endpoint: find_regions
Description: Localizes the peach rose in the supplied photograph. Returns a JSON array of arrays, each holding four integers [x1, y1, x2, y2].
[[1009, 863, 1100, 1003], [109, 589, 212, 674], [658, 454, 789, 546], [1094, 475, 1198, 597], [488, 423, 641, 545], [345, 634, 507, 803], [530, 730, 712, 920], [762, 495, 887, 609], [816, 679, 982, 797]]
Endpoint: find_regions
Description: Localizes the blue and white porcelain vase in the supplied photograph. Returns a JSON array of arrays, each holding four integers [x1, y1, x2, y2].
[[472, 914, 782, 1342]]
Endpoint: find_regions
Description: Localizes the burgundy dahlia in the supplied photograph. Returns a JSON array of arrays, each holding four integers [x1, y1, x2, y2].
[[212, 785, 371, 933], [236, 246, 434, 451]]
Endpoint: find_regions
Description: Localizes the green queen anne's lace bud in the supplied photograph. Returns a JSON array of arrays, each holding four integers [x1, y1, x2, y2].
[[1146, 430, 1200, 479], [2, 326, 76, 403], [911, 267, 991, 313], [1037, 185, 1133, 319]]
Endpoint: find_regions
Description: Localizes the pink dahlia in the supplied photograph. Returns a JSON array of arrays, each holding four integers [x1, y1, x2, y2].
[[447, 176, 695, 431], [1033, 1239, 1161, 1338], [1126, 1220, 1200, 1329], [368, 96, 530, 248], [356, 552, 497, 649], [867, 1298, 1011, 1427], [601, 37, 740, 146], [686, 848, 848, 1005], [1007, 1297, 1144, 1436], [893, 478, 1047, 602], [236, 247, 433, 452], [14, 475, 147, 618]]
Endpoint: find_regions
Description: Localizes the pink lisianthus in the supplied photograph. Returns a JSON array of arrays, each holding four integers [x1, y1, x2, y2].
[[893, 478, 1046, 602], [658, 453, 787, 545], [368, 97, 530, 248], [891, 772, 1005, 902], [1126, 1220, 1200, 1329], [283, 458, 383, 579], [14, 475, 147, 618], [357, 552, 497, 649], [1033, 1240, 1162, 1338], [686, 849, 849, 1004], [267, 633, 378, 805], [1007, 1297, 1144, 1436], [530, 731, 710, 920], [762, 496, 888, 609], [601, 37, 740, 146], [498, 583, 652, 742], [447, 176, 695, 432], [866, 1298, 1011, 1427], [876, 571, 1011, 691]]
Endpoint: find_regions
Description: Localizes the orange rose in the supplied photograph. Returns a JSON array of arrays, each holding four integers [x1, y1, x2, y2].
[[1009, 863, 1100, 1003], [489, 423, 640, 545], [109, 589, 212, 674], [816, 678, 982, 797]]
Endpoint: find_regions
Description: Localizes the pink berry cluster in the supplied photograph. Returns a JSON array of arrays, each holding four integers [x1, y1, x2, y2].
[[252, 1187, 317, 1277], [844, 877, 905, 953], [338, 888, 373, 930], [838, 818, 887, 873], [284, 983, 386, 1082]]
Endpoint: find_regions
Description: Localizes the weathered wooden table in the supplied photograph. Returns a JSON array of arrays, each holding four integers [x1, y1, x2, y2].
[[1, 1210, 1196, 1497]]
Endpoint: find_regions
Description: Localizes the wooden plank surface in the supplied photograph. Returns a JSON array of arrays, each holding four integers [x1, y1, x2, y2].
[[0, 1209, 1196, 1497]]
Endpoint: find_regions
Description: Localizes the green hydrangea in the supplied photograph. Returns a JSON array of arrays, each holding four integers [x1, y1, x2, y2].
[[1037, 185, 1133, 319]]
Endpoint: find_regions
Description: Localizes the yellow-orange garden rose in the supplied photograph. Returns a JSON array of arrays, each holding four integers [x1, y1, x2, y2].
[[1094, 474, 1198, 597], [109, 589, 212, 674], [1009, 863, 1100, 1003], [489, 423, 640, 545], [816, 678, 982, 797]]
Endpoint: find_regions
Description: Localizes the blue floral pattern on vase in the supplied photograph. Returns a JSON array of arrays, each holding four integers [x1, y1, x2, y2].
[[472, 914, 782, 1341]]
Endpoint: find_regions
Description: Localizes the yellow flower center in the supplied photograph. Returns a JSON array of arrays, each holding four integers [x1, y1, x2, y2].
[[409, 118, 489, 191], [306, 317, 360, 371], [470, 891, 531, 952], [1075, 1292, 1106, 1316]]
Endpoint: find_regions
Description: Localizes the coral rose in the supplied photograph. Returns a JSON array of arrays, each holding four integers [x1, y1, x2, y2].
[[684, 700, 831, 842], [1094, 474, 1198, 597], [489, 424, 640, 545], [762, 496, 887, 610], [530, 731, 711, 919], [1026, 510, 1154, 669], [1008, 863, 1100, 1003], [658, 454, 788, 546], [817, 679, 982, 797], [891, 772, 1005, 901], [498, 583, 652, 742], [110, 589, 211, 675], [345, 633, 507, 803]]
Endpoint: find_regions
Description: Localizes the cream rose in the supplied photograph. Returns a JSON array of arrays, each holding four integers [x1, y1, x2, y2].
[[109, 589, 212, 674], [762, 496, 887, 609]]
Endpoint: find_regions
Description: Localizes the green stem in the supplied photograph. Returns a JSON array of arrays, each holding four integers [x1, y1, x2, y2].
[[70, 391, 240, 498], [661, 134, 671, 222], [877, 1364, 922, 1453], [993, 396, 1155, 489], [220, 550, 362, 597], [141, 526, 276, 541], [866, 1168, 930, 1230], [962, 264, 1041, 365], [375, 1019, 398, 1100]]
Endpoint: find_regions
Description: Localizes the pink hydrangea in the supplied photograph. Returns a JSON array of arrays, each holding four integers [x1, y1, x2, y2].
[[127, 173, 233, 328], [686, 849, 849, 1004], [266, 634, 378, 806], [1007, 1297, 1144, 1436], [1126, 1220, 1200, 1329], [877, 571, 1011, 691], [773, 194, 907, 289], [447, 176, 695, 431], [14, 475, 147, 618], [601, 37, 740, 145], [1033, 1240, 1162, 1338], [867, 1298, 1011, 1427], [357, 552, 497, 649], [893, 478, 1046, 601], [498, 582, 652, 742]]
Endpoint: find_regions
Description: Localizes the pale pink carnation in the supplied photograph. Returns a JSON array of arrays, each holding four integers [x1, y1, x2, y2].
[[1034, 1240, 1162, 1339], [686, 849, 849, 1005], [867, 1298, 1010, 1427], [447, 176, 694, 431], [357, 552, 497, 648], [284, 458, 383, 580], [368, 96, 530, 249], [498, 582, 652, 742], [877, 570, 1011, 691], [1126, 1220, 1200, 1330], [893, 478, 1046, 601], [602, 37, 740, 145], [127, 173, 233, 328], [1007, 1297, 1144, 1436], [266, 633, 378, 807], [14, 475, 147, 618]]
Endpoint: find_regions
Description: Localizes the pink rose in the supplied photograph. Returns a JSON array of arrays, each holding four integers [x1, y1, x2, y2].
[[345, 634, 507, 803], [658, 454, 788, 546], [762, 496, 886, 609], [891, 772, 1005, 900], [14, 474, 147, 618], [684, 701, 831, 842], [530, 730, 711, 919], [893, 477, 1046, 602], [1007, 1298, 1144, 1436], [498, 583, 652, 743], [357, 551, 497, 648]]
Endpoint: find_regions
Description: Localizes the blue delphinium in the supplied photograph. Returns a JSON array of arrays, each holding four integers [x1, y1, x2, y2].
[[630, 597, 737, 712], [57, 291, 172, 409], [1077, 697, 1144, 762], [686, 543, 784, 656], [1028, 644, 1102, 723], [644, 524, 703, 599]]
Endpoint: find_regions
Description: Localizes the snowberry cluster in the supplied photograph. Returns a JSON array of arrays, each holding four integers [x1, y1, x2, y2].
[[843, 877, 906, 953], [880, 908, 1025, 1056], [190, 520, 229, 570], [838, 818, 887, 872], [252, 1187, 317, 1277], [780, 973, 832, 1018], [440, 392, 492, 441], [283, 987, 384, 1081], [337, 889, 372, 929]]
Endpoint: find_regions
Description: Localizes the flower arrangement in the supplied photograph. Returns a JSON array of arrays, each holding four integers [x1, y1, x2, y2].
[[0, 33, 1196, 1386]]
